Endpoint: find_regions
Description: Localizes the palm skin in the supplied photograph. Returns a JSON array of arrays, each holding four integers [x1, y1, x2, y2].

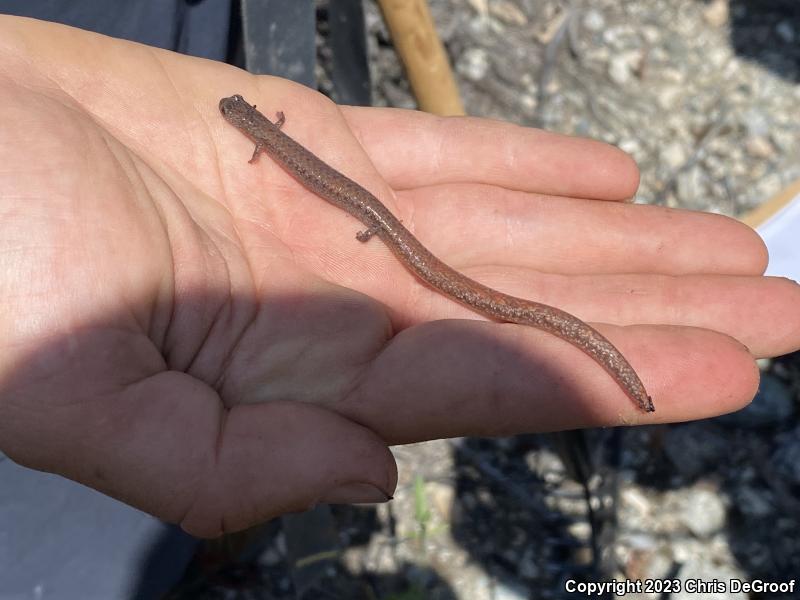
[[0, 16, 798, 537]]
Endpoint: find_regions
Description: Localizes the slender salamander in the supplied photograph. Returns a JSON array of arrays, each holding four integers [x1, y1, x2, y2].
[[219, 94, 654, 413]]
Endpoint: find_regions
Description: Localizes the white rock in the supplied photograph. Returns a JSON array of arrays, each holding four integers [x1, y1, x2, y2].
[[457, 47, 490, 81], [493, 580, 528, 600], [660, 141, 687, 169], [745, 135, 774, 159], [657, 85, 683, 110], [678, 487, 726, 537], [703, 0, 729, 28], [583, 9, 605, 32], [609, 54, 633, 85], [621, 487, 651, 518]]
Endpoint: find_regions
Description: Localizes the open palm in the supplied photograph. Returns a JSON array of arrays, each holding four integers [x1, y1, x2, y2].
[[1, 16, 798, 537]]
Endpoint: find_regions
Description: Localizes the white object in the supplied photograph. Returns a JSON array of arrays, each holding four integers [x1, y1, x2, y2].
[[758, 191, 800, 282]]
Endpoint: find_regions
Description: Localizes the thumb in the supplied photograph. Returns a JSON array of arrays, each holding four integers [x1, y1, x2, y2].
[[1, 371, 396, 539], [180, 399, 397, 538]]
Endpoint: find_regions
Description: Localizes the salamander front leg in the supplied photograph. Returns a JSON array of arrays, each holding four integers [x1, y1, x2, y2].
[[249, 112, 286, 162], [248, 142, 266, 163]]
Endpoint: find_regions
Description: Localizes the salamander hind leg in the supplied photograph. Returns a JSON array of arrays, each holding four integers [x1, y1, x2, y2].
[[274, 111, 286, 128], [356, 226, 380, 242]]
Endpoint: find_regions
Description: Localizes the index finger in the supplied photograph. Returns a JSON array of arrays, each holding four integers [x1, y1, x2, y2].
[[342, 106, 640, 201]]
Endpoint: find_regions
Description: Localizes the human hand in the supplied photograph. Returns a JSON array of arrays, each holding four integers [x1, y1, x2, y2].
[[0, 17, 797, 537]]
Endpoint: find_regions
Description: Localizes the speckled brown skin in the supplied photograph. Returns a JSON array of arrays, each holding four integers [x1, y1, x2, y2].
[[219, 95, 654, 412]]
